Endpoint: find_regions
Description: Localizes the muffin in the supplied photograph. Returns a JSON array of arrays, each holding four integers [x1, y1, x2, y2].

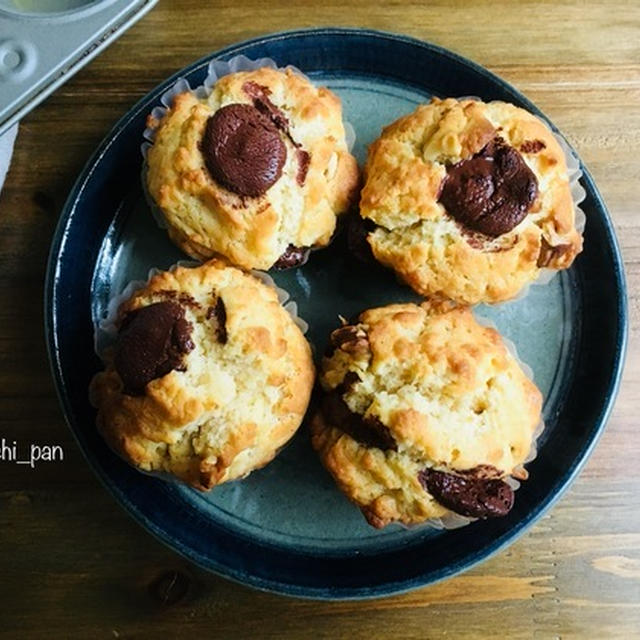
[[358, 98, 583, 304], [311, 301, 542, 528], [146, 67, 359, 270], [90, 260, 314, 490]]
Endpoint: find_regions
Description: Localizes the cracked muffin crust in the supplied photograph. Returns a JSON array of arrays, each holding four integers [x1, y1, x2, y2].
[[89, 260, 315, 490], [359, 98, 583, 304], [146, 67, 359, 270], [311, 301, 542, 528]]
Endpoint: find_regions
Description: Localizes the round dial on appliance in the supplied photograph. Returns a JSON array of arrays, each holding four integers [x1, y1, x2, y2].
[[0, 39, 37, 82]]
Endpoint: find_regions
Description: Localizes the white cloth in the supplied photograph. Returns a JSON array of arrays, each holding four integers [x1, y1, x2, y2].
[[0, 124, 18, 193]]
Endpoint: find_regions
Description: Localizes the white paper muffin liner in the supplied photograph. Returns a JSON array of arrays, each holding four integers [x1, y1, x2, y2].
[[398, 311, 545, 531], [94, 260, 308, 358]]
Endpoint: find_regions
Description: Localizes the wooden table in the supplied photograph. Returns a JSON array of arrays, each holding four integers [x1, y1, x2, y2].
[[2, 1, 639, 637]]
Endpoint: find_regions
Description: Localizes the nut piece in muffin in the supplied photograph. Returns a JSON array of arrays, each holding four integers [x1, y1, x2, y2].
[[90, 260, 314, 490], [358, 98, 583, 304], [146, 67, 359, 270], [311, 301, 542, 528]]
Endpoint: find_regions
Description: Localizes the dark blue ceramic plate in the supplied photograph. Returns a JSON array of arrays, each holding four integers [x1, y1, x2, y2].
[[45, 28, 627, 599]]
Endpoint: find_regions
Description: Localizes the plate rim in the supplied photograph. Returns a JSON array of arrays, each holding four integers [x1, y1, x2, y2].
[[44, 26, 629, 600]]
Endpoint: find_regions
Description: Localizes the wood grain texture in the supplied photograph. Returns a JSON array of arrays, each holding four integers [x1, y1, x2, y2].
[[1, 0, 639, 637]]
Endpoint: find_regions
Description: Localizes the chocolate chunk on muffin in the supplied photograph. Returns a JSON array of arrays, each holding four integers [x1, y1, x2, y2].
[[114, 301, 195, 396], [146, 67, 359, 270], [358, 98, 583, 304], [90, 260, 314, 490], [311, 301, 542, 528]]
